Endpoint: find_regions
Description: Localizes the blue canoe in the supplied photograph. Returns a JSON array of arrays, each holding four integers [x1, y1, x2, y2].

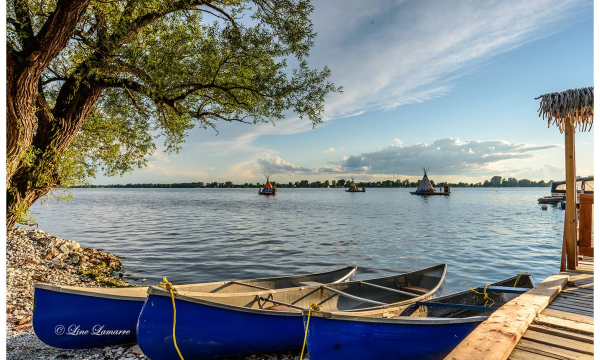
[[136, 264, 446, 360], [304, 273, 535, 360], [32, 265, 357, 349]]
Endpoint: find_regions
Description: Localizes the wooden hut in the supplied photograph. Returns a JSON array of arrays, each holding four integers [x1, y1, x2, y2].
[[535, 87, 593, 270]]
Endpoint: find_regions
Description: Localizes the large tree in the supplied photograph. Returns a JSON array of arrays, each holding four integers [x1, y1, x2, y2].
[[7, 0, 339, 229]]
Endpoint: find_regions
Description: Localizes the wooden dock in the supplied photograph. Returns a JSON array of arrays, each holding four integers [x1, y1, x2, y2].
[[445, 257, 594, 360]]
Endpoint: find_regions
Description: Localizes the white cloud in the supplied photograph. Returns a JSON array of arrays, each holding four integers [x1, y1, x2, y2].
[[249, 138, 560, 179], [310, 0, 586, 120], [336, 138, 559, 175], [393, 138, 403, 146], [192, 0, 587, 154], [323, 147, 336, 153], [256, 154, 315, 174]]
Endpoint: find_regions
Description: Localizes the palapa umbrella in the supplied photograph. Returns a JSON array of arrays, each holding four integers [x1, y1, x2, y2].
[[535, 87, 593, 270]]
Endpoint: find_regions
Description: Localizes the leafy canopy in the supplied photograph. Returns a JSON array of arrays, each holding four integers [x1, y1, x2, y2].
[[7, 0, 340, 186]]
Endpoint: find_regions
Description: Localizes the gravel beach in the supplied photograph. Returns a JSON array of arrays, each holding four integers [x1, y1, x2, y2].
[[6, 228, 302, 360]]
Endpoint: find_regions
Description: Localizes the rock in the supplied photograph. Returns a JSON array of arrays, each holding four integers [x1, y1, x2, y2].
[[59, 243, 70, 254], [6, 228, 135, 359], [126, 345, 144, 356], [44, 248, 58, 260], [141, 279, 147, 283], [49, 259, 64, 269]]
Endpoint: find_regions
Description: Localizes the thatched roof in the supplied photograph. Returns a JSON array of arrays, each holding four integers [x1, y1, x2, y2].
[[535, 87, 593, 133]]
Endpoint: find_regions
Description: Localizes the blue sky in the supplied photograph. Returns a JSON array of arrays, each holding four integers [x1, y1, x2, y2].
[[97, 0, 594, 185]]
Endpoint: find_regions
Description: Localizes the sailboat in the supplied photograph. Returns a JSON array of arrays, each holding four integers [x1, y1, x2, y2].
[[258, 170, 277, 195], [410, 167, 450, 196]]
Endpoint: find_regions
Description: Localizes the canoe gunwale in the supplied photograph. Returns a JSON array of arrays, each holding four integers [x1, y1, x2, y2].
[[307, 313, 488, 325], [33, 283, 147, 301], [32, 265, 358, 302], [147, 264, 447, 316]]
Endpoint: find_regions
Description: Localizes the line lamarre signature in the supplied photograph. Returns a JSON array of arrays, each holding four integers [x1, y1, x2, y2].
[[54, 324, 131, 336]]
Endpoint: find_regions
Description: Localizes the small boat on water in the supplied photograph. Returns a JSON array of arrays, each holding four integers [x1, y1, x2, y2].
[[303, 273, 534, 360], [410, 167, 450, 196], [136, 264, 446, 360], [345, 178, 366, 192], [32, 266, 357, 349], [538, 176, 593, 204], [258, 170, 277, 195]]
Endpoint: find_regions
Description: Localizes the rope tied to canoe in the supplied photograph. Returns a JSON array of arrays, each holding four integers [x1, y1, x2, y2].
[[300, 301, 321, 360], [469, 274, 524, 308], [158, 277, 184, 360], [513, 273, 522, 287], [469, 284, 502, 307]]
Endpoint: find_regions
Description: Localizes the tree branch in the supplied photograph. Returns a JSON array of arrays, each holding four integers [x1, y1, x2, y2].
[[32, 0, 91, 67], [12, 0, 35, 48]]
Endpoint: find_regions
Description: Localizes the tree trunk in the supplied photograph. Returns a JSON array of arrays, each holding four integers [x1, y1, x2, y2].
[[6, 78, 103, 230]]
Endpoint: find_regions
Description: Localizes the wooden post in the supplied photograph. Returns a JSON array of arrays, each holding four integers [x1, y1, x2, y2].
[[579, 193, 593, 257], [560, 213, 566, 272], [564, 122, 577, 270]]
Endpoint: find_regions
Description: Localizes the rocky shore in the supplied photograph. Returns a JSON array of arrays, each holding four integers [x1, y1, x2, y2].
[[6, 228, 301, 360]]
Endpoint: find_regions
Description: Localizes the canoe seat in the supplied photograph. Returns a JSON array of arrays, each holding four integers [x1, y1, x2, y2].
[[297, 281, 323, 287], [263, 304, 301, 312], [400, 286, 430, 295]]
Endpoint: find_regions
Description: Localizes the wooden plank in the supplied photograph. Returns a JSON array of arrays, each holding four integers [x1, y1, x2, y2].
[[528, 324, 593, 344], [541, 308, 594, 325], [555, 292, 594, 301], [547, 304, 594, 316], [517, 339, 593, 359], [522, 328, 594, 355], [551, 297, 594, 308], [551, 297, 594, 307], [534, 315, 594, 335], [509, 348, 558, 360], [444, 274, 568, 360], [568, 275, 595, 284], [551, 296, 594, 307], [556, 288, 594, 297]]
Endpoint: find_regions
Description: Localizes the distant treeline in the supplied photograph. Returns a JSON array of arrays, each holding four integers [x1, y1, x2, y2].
[[74, 176, 551, 189]]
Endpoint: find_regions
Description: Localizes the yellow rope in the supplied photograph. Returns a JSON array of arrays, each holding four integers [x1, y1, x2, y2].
[[469, 284, 502, 307], [159, 277, 184, 360], [514, 274, 522, 287], [300, 302, 321, 360], [470, 274, 524, 308]]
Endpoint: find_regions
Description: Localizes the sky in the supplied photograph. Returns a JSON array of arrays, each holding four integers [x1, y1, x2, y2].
[[96, 0, 594, 185]]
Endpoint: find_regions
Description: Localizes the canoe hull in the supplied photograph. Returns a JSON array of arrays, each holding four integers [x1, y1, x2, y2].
[[32, 287, 142, 349], [137, 294, 304, 360], [33, 266, 356, 349], [305, 316, 482, 360]]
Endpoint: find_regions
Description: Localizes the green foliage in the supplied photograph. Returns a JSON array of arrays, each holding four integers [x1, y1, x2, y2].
[[7, 0, 340, 212]]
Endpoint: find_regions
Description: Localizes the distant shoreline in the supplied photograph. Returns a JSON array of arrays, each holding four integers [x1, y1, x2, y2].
[[68, 184, 551, 189], [69, 177, 552, 189]]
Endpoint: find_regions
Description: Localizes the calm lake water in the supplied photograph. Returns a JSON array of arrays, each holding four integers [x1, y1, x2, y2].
[[29, 187, 564, 291]]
